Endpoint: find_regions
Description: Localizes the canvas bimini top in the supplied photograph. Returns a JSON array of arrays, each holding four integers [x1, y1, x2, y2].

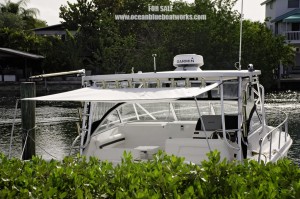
[[23, 82, 221, 102]]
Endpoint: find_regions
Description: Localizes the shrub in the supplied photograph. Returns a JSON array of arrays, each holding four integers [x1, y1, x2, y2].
[[0, 151, 299, 198]]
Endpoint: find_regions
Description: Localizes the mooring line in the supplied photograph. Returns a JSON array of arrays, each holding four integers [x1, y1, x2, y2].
[[27, 132, 59, 160], [9, 99, 19, 159], [20, 127, 31, 159], [19, 126, 59, 160]]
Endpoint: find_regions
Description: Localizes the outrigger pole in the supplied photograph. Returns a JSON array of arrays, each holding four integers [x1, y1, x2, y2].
[[238, 0, 244, 71], [29, 69, 85, 79]]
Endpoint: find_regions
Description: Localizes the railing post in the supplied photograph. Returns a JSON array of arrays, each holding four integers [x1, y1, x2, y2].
[[269, 132, 272, 161], [278, 126, 281, 150], [258, 138, 263, 163], [278, 110, 282, 149], [285, 114, 288, 142], [284, 31, 300, 41]]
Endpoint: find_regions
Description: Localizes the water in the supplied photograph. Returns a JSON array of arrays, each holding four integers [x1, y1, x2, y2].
[[265, 91, 300, 164], [0, 98, 80, 160], [0, 92, 299, 163]]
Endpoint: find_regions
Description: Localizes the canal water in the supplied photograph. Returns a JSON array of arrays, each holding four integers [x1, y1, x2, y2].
[[0, 91, 299, 163], [0, 98, 80, 160]]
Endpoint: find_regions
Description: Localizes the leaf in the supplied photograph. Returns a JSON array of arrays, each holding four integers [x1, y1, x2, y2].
[[59, 192, 68, 199]]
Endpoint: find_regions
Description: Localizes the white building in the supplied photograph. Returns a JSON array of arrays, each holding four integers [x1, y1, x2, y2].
[[262, 0, 300, 70]]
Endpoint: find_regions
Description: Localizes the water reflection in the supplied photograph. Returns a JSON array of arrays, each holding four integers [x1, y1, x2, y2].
[[0, 102, 79, 160]]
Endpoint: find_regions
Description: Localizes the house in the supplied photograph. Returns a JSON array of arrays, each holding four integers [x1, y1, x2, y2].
[[0, 48, 44, 82], [33, 24, 76, 41], [262, 0, 300, 76]]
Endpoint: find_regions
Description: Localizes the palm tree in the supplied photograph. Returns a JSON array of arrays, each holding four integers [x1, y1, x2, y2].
[[0, 0, 39, 18], [0, 0, 44, 29]]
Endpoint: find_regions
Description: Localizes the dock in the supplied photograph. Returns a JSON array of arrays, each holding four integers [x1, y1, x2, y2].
[[276, 74, 300, 90], [0, 78, 82, 96], [276, 65, 300, 90]]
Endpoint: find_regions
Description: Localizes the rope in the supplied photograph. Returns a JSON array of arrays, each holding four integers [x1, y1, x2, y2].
[[27, 133, 59, 159], [19, 126, 59, 160], [20, 127, 34, 159], [10, 121, 73, 160], [9, 99, 19, 159], [8, 100, 74, 160]]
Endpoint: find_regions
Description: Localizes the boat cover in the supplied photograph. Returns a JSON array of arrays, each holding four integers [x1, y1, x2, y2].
[[23, 82, 221, 102]]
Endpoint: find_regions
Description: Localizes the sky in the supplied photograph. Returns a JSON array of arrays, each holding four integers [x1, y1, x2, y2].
[[23, 0, 265, 26]]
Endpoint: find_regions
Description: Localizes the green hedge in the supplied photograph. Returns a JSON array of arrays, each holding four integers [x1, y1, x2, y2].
[[1, 151, 300, 198]]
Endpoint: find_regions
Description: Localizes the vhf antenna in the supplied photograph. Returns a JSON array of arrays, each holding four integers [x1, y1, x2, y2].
[[238, 0, 244, 70]]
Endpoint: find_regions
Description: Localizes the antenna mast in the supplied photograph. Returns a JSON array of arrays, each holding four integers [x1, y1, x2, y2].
[[152, 54, 157, 73], [238, 0, 244, 70]]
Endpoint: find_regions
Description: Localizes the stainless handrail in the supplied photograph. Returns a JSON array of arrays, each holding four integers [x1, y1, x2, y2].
[[258, 109, 288, 162]]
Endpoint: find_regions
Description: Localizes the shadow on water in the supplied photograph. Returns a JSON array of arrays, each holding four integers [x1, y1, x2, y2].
[[0, 91, 300, 163]]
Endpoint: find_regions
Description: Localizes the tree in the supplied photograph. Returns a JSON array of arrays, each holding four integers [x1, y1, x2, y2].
[[0, 27, 49, 53], [0, 0, 39, 18], [241, 20, 293, 88], [0, 12, 24, 29], [58, 0, 293, 89], [0, 0, 48, 67], [0, 0, 46, 29]]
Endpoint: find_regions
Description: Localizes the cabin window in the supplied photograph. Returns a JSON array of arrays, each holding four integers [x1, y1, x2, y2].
[[288, 0, 299, 8]]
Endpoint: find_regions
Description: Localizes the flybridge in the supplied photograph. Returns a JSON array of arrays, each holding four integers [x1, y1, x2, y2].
[[82, 54, 261, 88]]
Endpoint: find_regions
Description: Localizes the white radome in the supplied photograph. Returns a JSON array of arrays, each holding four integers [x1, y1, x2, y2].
[[173, 54, 204, 71]]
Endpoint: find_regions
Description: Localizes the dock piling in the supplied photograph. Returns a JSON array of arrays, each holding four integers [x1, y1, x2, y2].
[[20, 82, 36, 160]]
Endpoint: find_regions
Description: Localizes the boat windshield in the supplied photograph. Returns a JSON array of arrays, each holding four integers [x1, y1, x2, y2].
[[93, 101, 239, 133]]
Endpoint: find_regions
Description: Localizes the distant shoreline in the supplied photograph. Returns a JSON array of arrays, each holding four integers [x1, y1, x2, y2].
[[0, 81, 81, 97]]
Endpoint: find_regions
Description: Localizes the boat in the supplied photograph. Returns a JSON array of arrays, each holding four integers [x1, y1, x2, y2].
[[25, 54, 293, 164]]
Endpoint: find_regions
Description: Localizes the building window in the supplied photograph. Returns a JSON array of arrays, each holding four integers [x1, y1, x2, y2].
[[292, 23, 300, 31], [270, 2, 273, 9], [288, 0, 299, 8]]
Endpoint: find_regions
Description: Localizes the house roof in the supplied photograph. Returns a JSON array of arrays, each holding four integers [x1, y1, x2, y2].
[[33, 24, 65, 31], [271, 8, 300, 23], [0, 48, 44, 59], [261, 0, 274, 6], [33, 23, 76, 36], [283, 14, 300, 22]]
